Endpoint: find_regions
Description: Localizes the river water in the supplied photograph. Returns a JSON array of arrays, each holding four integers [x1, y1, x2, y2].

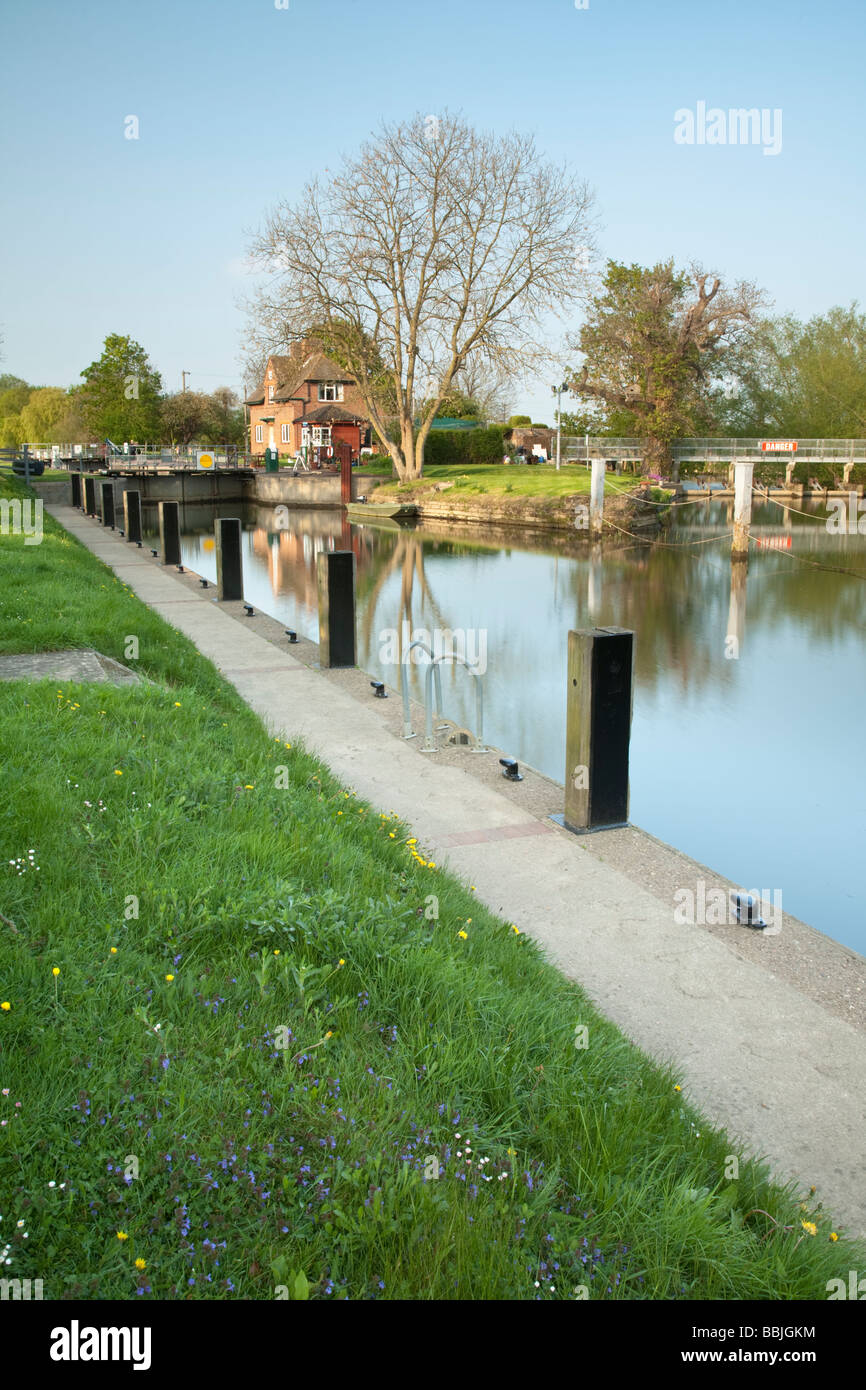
[[153, 496, 866, 955]]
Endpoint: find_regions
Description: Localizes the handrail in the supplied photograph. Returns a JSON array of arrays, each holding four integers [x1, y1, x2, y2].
[[400, 639, 445, 739], [422, 653, 485, 753]]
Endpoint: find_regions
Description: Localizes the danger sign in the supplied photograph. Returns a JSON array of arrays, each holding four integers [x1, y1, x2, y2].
[[760, 440, 798, 452]]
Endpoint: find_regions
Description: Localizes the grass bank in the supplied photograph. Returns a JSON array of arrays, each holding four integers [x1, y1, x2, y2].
[[0, 474, 857, 1300], [364, 461, 640, 501]]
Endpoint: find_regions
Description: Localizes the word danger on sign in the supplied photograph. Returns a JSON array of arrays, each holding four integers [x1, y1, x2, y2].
[[759, 440, 798, 452]]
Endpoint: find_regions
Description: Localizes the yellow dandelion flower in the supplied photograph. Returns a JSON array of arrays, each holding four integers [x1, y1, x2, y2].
[[338, 959, 345, 966], [457, 930, 468, 939], [470, 885, 476, 891], [389, 832, 395, 839], [244, 784, 254, 789], [324, 1030, 333, 1039], [165, 974, 174, 982], [511, 925, 520, 935], [52, 967, 60, 977], [117, 1231, 129, 1241], [428, 862, 436, 869], [337, 811, 343, 816], [174, 702, 181, 708], [273, 949, 280, 956], [134, 1258, 147, 1270], [114, 769, 123, 776], [801, 1220, 817, 1236], [1, 1002, 10, 1011], [674, 1084, 682, 1092], [110, 947, 118, 954], [830, 1232, 838, 1241]]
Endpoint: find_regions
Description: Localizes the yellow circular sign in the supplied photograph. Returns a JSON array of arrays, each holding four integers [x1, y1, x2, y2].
[[199, 452, 215, 470]]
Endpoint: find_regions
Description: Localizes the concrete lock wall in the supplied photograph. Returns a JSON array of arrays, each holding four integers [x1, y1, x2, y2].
[[246, 474, 383, 507]]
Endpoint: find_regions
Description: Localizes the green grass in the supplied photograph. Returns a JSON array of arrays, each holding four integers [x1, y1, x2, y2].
[[372, 462, 638, 501], [0, 473, 858, 1300]]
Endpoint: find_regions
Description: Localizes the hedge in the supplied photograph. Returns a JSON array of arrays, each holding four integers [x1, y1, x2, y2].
[[423, 425, 507, 467]]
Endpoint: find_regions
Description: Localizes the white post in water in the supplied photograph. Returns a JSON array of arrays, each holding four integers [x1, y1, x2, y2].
[[590, 458, 605, 537], [732, 461, 753, 560], [785, 461, 795, 489]]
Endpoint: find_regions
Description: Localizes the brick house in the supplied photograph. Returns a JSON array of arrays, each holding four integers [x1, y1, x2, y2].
[[244, 340, 372, 464]]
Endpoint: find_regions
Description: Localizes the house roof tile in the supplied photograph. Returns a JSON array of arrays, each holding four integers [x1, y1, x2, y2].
[[300, 404, 365, 424]]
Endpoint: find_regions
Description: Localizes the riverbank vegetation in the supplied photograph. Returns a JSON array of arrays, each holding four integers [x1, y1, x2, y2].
[[0, 472, 859, 1299]]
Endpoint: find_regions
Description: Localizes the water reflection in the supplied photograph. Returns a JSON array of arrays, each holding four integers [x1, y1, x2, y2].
[[143, 497, 866, 953]]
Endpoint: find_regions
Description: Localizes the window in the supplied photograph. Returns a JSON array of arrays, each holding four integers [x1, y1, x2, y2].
[[312, 426, 332, 446], [318, 382, 343, 402], [268, 385, 275, 402], [281, 423, 291, 444], [268, 369, 273, 380], [255, 424, 263, 443]]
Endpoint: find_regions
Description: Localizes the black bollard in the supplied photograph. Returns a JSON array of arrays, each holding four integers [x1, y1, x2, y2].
[[560, 627, 634, 834], [100, 482, 116, 530], [70, 473, 82, 508], [316, 551, 356, 668], [158, 501, 182, 566], [123, 489, 143, 545], [215, 517, 243, 601], [83, 476, 97, 517]]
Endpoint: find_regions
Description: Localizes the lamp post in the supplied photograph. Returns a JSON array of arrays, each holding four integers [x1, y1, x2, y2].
[[552, 381, 569, 471]]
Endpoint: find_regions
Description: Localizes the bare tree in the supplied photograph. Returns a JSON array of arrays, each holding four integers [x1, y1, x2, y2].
[[246, 111, 595, 481]]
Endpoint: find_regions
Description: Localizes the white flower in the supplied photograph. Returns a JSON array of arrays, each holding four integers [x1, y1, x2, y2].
[[48, 1181, 56, 1188]]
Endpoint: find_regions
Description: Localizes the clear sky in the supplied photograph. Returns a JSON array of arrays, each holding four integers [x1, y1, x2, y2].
[[1, 0, 864, 420]]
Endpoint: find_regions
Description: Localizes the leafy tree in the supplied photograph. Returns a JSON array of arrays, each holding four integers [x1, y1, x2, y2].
[[248, 111, 595, 480], [161, 391, 210, 447], [19, 387, 68, 442], [716, 304, 866, 437], [48, 390, 90, 445], [0, 384, 32, 417], [430, 389, 482, 420], [203, 386, 245, 445], [0, 413, 25, 447], [507, 414, 532, 427], [568, 260, 763, 472], [0, 374, 29, 394], [77, 334, 162, 441]]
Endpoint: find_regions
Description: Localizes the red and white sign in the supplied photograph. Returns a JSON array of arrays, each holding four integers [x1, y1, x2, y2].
[[760, 440, 798, 452]]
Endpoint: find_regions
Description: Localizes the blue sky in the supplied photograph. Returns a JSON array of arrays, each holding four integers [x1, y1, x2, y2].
[[1, 0, 864, 420]]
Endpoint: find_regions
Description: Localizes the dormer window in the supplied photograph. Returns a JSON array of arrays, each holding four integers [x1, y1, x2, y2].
[[318, 382, 343, 402], [268, 369, 274, 380], [268, 385, 275, 402]]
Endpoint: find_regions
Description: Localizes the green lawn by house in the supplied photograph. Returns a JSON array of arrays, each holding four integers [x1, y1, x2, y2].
[[0, 472, 856, 1300]]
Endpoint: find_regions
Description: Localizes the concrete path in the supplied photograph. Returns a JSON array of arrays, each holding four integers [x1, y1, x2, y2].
[[41, 499, 866, 1240]]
